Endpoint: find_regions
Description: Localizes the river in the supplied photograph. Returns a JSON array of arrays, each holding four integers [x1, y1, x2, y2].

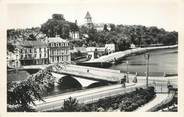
[[109, 48, 178, 76]]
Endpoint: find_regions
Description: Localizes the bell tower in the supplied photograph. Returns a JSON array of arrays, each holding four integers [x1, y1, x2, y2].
[[84, 11, 93, 28]]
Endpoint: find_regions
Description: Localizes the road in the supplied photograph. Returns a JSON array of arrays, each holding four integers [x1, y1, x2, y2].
[[134, 94, 169, 112], [34, 83, 147, 111], [33, 75, 177, 111]]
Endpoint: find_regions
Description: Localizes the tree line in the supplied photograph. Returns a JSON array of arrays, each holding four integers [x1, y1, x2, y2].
[[7, 14, 178, 52]]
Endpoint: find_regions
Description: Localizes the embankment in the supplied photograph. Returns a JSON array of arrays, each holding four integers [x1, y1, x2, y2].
[[87, 45, 177, 63]]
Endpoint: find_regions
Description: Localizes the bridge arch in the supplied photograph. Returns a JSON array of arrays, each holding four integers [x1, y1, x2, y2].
[[51, 72, 98, 87], [57, 75, 82, 89], [87, 81, 110, 89]]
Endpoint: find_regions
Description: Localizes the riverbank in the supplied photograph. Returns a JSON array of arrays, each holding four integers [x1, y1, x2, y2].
[[87, 45, 177, 63]]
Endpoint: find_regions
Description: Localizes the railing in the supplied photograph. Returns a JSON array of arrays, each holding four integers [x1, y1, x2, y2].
[[76, 84, 148, 104]]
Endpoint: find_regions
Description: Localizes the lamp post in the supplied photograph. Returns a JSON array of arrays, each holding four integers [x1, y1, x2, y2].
[[126, 60, 129, 83], [144, 53, 150, 88]]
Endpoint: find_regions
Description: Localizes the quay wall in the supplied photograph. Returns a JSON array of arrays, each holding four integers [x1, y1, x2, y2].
[[88, 45, 178, 63]]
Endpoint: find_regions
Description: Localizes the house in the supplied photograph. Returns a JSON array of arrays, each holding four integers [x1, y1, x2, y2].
[[130, 43, 136, 49], [105, 43, 115, 54], [71, 47, 87, 53], [47, 35, 71, 64], [86, 47, 106, 60], [69, 31, 80, 40], [18, 40, 49, 65], [7, 48, 21, 68]]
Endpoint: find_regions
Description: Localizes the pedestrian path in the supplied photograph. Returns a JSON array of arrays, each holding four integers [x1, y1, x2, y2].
[[34, 83, 147, 111], [134, 94, 169, 112]]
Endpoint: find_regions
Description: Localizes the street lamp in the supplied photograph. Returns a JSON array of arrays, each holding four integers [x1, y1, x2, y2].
[[126, 60, 129, 83], [144, 53, 150, 88]]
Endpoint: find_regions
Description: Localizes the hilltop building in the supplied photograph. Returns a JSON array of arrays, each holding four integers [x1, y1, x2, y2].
[[84, 11, 94, 29]]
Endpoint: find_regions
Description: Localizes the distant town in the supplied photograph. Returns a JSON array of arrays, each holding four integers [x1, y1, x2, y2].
[[7, 12, 178, 112]]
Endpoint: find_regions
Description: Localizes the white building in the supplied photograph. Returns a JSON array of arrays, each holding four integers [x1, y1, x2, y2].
[[130, 43, 136, 49], [94, 23, 111, 31], [105, 44, 115, 54], [18, 40, 49, 65], [7, 48, 21, 68], [69, 31, 80, 40], [47, 36, 71, 64]]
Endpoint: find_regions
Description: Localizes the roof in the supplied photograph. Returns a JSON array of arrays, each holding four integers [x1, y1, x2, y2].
[[18, 40, 47, 47], [74, 47, 87, 52], [85, 11, 92, 19], [47, 36, 68, 43]]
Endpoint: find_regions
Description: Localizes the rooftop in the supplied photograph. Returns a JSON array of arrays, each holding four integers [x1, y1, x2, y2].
[[47, 36, 68, 43], [18, 40, 47, 47], [84, 11, 92, 19]]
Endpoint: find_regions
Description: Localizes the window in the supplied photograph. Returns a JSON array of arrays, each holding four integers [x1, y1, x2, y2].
[[52, 57, 54, 62], [21, 55, 23, 59], [34, 48, 37, 53], [25, 55, 27, 59]]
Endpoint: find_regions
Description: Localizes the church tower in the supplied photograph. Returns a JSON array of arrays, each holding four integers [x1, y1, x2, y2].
[[84, 11, 93, 28]]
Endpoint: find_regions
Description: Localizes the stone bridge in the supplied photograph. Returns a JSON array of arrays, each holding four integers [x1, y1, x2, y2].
[[20, 63, 125, 87]]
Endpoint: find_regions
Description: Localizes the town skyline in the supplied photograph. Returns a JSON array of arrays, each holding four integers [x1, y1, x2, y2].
[[7, 0, 179, 31]]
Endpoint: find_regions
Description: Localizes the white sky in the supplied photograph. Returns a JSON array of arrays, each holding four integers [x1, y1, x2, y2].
[[6, 0, 179, 31]]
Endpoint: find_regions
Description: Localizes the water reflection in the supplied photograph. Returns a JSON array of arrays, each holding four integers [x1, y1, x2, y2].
[[109, 48, 177, 76]]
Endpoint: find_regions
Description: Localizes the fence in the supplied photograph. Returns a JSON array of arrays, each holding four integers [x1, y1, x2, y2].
[[76, 84, 148, 104]]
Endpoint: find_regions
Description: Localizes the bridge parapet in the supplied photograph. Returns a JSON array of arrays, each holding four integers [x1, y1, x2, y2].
[[51, 64, 125, 82]]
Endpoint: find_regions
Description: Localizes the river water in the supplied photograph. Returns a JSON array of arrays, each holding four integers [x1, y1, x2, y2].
[[109, 48, 178, 76]]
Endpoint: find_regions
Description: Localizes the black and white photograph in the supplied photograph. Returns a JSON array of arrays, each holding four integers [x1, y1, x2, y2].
[[4, 0, 181, 113]]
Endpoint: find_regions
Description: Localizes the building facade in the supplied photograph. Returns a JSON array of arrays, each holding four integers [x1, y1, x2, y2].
[[69, 31, 80, 40], [18, 41, 49, 65], [7, 48, 21, 68], [47, 36, 71, 64], [105, 44, 115, 54]]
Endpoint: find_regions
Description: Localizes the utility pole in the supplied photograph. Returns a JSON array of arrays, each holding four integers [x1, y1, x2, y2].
[[144, 53, 150, 88], [126, 60, 129, 83]]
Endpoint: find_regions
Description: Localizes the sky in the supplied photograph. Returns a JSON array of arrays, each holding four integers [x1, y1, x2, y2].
[[6, 0, 180, 31]]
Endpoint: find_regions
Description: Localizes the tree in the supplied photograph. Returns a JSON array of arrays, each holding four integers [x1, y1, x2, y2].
[[27, 34, 37, 41], [7, 43, 15, 53], [52, 14, 65, 20], [40, 14, 79, 39], [109, 24, 116, 31], [61, 97, 79, 112], [103, 24, 109, 32], [7, 70, 55, 111]]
